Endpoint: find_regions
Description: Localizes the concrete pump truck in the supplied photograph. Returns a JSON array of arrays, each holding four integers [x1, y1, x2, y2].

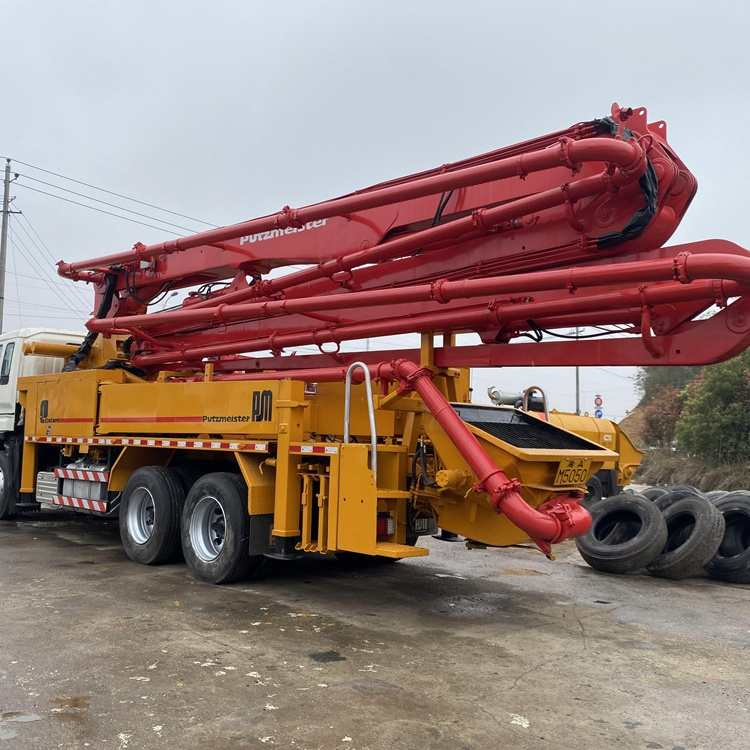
[[2, 104, 749, 584]]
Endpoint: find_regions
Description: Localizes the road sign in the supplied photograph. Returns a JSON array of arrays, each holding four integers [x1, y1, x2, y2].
[[594, 408, 603, 418], [594, 396, 603, 408]]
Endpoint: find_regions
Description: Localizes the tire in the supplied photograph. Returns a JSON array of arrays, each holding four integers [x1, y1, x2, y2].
[[575, 493, 667, 574], [0, 450, 13, 520], [641, 486, 669, 501], [583, 474, 603, 506], [666, 484, 706, 497], [704, 492, 750, 583], [654, 489, 706, 512], [170, 465, 200, 496], [646, 496, 725, 580], [705, 490, 729, 503], [181, 473, 265, 584], [119, 466, 185, 565]]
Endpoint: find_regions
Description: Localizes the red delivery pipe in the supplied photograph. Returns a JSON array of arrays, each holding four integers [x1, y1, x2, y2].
[[384, 359, 591, 553], [59, 136, 645, 277], [87, 248, 750, 336], [128, 274, 749, 370]]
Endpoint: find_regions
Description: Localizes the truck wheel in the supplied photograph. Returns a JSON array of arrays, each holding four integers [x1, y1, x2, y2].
[[181, 473, 265, 584], [575, 493, 667, 574], [119, 466, 185, 565], [583, 474, 603, 506], [646, 496, 725, 580], [0, 450, 12, 519], [704, 492, 750, 583]]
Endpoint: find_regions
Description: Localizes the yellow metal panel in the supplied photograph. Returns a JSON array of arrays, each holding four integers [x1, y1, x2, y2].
[[419, 409, 620, 547], [434, 494, 532, 547], [335, 444, 377, 554], [19, 370, 129, 439], [97, 380, 282, 436], [19, 441, 37, 494], [236, 453, 275, 515], [109, 447, 174, 491], [307, 382, 396, 437], [422, 412, 617, 495], [374, 542, 428, 558], [327, 450, 341, 546], [272, 380, 306, 538]]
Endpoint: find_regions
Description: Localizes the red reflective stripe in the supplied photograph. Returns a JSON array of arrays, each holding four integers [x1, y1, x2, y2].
[[54, 469, 110, 482], [290, 445, 337, 454], [52, 495, 107, 513]]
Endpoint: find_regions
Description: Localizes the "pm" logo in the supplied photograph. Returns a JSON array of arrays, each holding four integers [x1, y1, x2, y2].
[[252, 390, 273, 422]]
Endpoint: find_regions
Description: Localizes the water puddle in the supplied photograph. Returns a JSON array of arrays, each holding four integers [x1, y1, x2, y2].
[[51, 696, 90, 709], [0, 712, 42, 742]]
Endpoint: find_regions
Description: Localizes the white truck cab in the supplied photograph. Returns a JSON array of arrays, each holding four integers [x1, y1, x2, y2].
[[0, 328, 85, 517], [0, 328, 85, 432]]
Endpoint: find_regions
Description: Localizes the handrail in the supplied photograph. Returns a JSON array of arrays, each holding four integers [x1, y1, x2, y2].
[[343, 362, 378, 486], [522, 385, 550, 421]]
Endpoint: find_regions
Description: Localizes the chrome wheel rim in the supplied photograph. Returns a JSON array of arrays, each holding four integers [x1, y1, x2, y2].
[[190, 495, 226, 562], [126, 487, 155, 545]]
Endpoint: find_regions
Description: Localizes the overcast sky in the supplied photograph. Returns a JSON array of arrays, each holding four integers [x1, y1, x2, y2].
[[4, 1, 750, 420]]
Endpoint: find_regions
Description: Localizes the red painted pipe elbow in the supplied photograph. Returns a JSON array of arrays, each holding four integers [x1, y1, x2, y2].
[[388, 359, 592, 549]]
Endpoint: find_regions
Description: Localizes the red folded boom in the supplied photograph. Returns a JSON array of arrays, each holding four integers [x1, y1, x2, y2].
[[59, 104, 750, 374]]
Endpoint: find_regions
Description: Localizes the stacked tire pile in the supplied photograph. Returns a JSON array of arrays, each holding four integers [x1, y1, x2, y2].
[[576, 487, 750, 583]]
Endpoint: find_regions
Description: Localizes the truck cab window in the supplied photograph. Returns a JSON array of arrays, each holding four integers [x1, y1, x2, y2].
[[0, 343, 15, 385]]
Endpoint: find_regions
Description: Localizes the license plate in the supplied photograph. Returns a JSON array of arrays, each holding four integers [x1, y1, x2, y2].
[[554, 458, 591, 486]]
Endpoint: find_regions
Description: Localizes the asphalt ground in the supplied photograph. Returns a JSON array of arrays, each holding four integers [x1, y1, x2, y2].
[[1, 509, 748, 750]]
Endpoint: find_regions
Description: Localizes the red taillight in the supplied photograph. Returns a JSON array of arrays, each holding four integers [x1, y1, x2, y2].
[[376, 514, 395, 536]]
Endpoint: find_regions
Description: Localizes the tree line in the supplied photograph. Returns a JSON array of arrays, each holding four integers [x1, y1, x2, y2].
[[636, 349, 750, 463]]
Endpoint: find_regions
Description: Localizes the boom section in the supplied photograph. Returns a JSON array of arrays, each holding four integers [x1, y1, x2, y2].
[[59, 105, 750, 372]]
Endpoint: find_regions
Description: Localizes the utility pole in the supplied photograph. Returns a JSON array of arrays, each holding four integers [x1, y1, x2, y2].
[[0, 159, 11, 333]]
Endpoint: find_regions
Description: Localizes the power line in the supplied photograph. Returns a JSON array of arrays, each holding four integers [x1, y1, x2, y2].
[[14, 183, 188, 235], [599, 367, 637, 382], [16, 173, 203, 234], [13, 211, 92, 309], [2, 156, 218, 228], [6, 268, 93, 296], [12, 213, 92, 310], [2, 311, 86, 323], [5, 298, 89, 313], [8, 225, 90, 317], [8, 244, 21, 325]]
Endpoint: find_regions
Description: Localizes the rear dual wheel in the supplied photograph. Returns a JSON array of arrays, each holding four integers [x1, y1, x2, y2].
[[119, 466, 185, 565], [181, 473, 265, 584]]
